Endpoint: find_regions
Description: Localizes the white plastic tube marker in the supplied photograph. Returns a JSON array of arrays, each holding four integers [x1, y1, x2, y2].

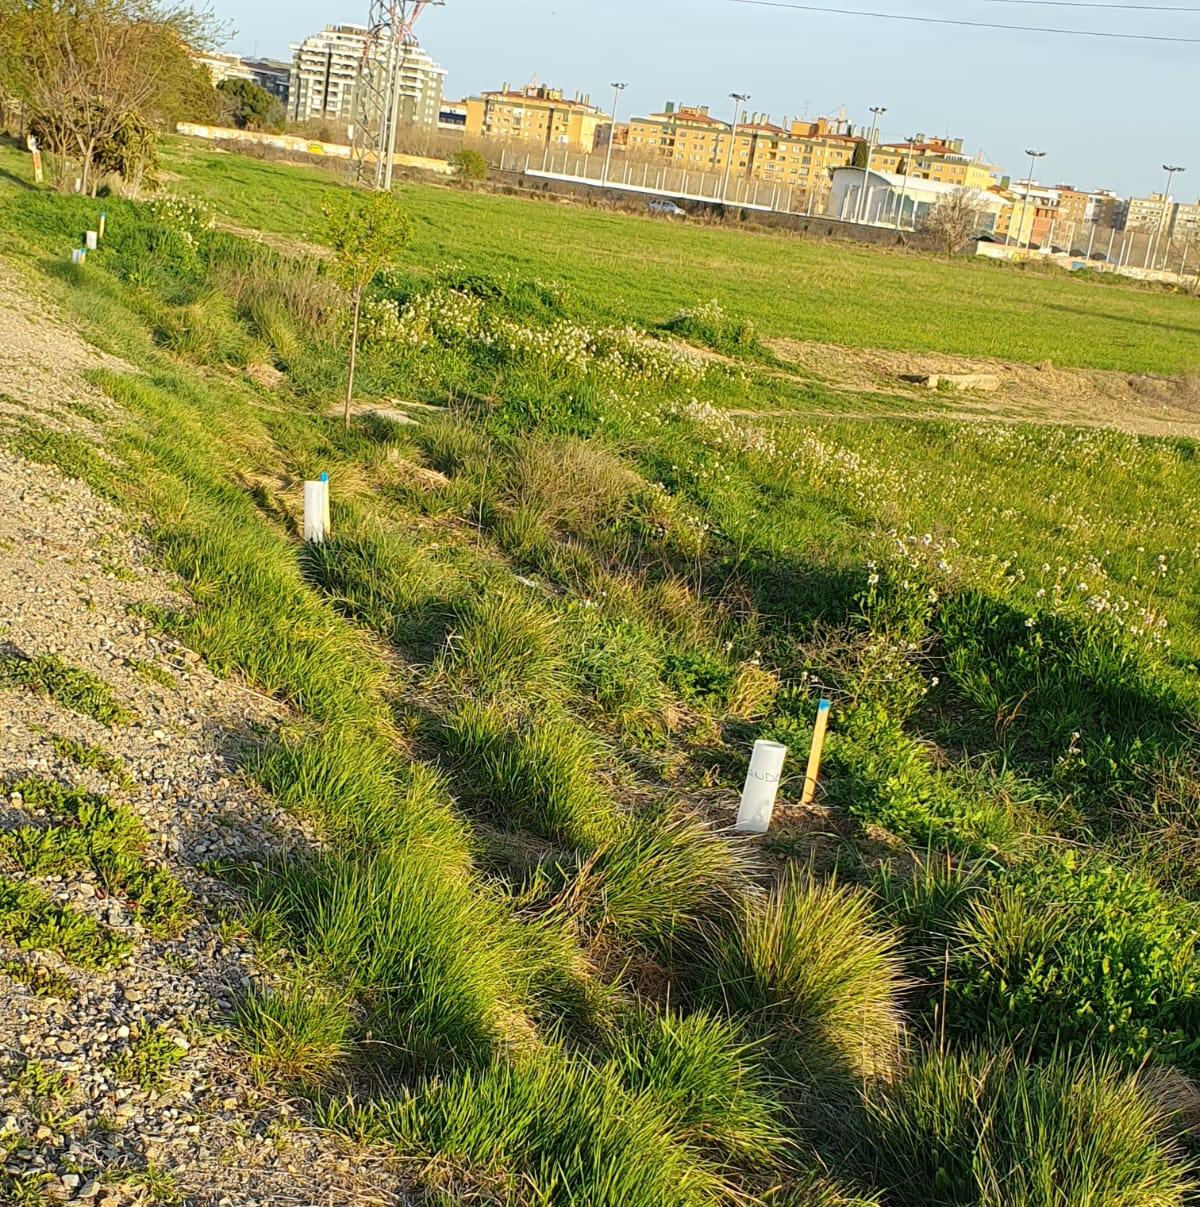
[[86, 230, 98, 251], [303, 481, 326, 544], [800, 699, 833, 806], [735, 740, 788, 834]]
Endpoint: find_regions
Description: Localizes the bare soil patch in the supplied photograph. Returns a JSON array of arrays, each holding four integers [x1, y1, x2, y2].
[[766, 337, 1200, 438]]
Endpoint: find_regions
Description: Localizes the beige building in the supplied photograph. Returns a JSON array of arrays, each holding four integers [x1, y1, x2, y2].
[[871, 136, 1000, 191], [627, 104, 860, 206], [465, 85, 608, 153], [1124, 192, 1174, 234]]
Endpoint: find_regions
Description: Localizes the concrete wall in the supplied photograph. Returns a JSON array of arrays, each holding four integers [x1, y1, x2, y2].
[[176, 123, 454, 176]]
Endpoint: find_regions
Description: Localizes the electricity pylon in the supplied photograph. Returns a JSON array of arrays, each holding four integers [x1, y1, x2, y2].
[[349, 1, 444, 191]]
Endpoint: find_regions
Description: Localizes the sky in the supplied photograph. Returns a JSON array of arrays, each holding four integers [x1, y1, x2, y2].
[[210, 0, 1199, 198]]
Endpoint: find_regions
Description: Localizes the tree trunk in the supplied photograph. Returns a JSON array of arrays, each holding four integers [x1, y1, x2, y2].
[[345, 285, 363, 431]]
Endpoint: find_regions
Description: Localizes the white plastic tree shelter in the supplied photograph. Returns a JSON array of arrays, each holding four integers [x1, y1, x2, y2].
[[735, 740, 788, 834], [303, 480, 328, 544], [86, 231, 98, 251]]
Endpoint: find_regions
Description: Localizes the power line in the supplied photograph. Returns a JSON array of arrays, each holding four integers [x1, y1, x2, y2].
[[729, 0, 1200, 40], [981, 0, 1200, 9]]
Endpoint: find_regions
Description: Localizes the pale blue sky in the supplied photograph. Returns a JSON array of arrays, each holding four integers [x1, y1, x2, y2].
[[211, 0, 1198, 197]]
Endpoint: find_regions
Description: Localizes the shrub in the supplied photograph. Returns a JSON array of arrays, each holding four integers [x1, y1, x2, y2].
[[450, 148, 488, 183], [697, 870, 905, 1083], [866, 1048, 1193, 1206], [949, 850, 1200, 1071]]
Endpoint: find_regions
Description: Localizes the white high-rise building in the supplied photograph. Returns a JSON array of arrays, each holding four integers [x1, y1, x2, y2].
[[289, 24, 445, 129]]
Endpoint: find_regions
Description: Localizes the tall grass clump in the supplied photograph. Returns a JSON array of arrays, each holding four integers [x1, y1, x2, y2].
[[443, 701, 618, 850], [611, 1008, 787, 1172], [323, 1053, 745, 1206], [697, 870, 905, 1084], [866, 1048, 1193, 1206], [235, 979, 354, 1087], [259, 843, 535, 1075]]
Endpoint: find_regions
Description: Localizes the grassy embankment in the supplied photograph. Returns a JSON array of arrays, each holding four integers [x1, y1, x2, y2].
[[1, 135, 1200, 1204]]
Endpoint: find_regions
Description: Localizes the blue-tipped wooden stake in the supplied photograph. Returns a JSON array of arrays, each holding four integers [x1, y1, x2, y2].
[[800, 699, 832, 806]]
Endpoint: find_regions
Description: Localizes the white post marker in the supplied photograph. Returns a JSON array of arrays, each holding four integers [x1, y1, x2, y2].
[[303, 481, 326, 544], [800, 699, 833, 807], [734, 740, 788, 835], [71, 249, 86, 266], [86, 230, 98, 251]]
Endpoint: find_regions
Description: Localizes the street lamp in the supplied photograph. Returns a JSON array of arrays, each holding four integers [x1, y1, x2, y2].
[[894, 134, 916, 231], [1155, 163, 1185, 270], [855, 104, 887, 223], [720, 91, 750, 204], [1012, 148, 1046, 250], [602, 81, 627, 185]]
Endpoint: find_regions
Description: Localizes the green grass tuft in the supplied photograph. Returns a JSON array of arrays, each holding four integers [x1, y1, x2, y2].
[[0, 652, 135, 725]]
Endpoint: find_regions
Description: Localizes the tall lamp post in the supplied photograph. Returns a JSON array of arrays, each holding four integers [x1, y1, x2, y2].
[[894, 134, 916, 230], [720, 92, 750, 204], [602, 81, 627, 185], [1155, 163, 1185, 270], [1013, 148, 1046, 250], [855, 104, 886, 223]]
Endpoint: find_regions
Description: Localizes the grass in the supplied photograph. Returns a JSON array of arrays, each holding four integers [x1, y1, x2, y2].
[[0, 652, 135, 725], [47, 734, 135, 789], [1, 138, 1199, 1204], [141, 139, 1200, 376], [110, 1026, 186, 1091]]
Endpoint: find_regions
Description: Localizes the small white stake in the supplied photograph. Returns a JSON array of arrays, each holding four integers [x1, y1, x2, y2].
[[303, 481, 326, 544], [800, 699, 833, 807], [86, 231, 98, 251], [735, 740, 788, 834]]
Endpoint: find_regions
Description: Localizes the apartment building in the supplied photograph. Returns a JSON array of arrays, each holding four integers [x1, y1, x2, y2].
[[1124, 192, 1174, 234], [872, 136, 1000, 191], [995, 182, 1059, 247], [243, 58, 292, 105], [1172, 200, 1200, 241], [464, 85, 608, 153], [627, 105, 860, 204], [194, 51, 254, 86], [289, 25, 445, 128]]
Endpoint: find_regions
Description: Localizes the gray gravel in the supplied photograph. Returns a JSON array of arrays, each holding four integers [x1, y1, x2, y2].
[[0, 265, 414, 1203]]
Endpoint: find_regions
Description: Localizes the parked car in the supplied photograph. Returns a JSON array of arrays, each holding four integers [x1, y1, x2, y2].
[[648, 198, 686, 217]]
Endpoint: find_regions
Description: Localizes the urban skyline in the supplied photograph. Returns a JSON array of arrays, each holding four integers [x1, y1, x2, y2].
[[205, 0, 1197, 200]]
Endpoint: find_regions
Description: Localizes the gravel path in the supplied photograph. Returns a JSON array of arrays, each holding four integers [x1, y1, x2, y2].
[[0, 269, 414, 1203]]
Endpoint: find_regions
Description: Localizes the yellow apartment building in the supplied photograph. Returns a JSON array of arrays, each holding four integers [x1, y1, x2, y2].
[[871, 137, 1000, 191], [627, 105, 861, 203], [465, 84, 608, 153]]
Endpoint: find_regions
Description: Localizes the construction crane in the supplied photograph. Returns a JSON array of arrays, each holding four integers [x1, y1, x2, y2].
[[349, 1, 445, 191]]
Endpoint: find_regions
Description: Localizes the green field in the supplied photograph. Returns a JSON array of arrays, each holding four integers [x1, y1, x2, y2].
[[156, 139, 1200, 375], [3, 136, 1200, 1205]]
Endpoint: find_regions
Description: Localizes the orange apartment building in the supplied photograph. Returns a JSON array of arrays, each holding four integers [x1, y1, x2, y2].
[[464, 84, 608, 153], [870, 136, 1001, 190], [626, 104, 861, 204]]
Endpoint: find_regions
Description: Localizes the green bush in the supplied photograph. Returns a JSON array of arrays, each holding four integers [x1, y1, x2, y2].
[[949, 851, 1200, 1071], [450, 148, 488, 183]]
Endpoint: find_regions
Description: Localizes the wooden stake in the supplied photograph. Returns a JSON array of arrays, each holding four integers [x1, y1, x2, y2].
[[98, 212, 106, 240], [319, 472, 331, 536], [800, 699, 832, 806]]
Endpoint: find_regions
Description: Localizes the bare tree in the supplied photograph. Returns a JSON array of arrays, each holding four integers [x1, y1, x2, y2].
[[1, 0, 221, 194], [920, 187, 986, 255]]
